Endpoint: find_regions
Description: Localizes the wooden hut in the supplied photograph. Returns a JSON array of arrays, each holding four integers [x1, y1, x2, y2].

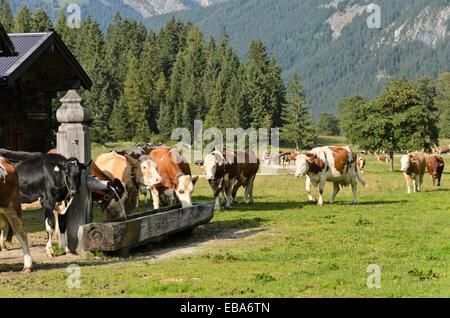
[[0, 22, 92, 152]]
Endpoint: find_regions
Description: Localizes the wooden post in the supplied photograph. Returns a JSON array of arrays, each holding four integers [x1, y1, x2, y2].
[[56, 90, 92, 253]]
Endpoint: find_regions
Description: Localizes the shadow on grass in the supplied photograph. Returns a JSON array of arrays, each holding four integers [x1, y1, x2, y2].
[[0, 216, 269, 273]]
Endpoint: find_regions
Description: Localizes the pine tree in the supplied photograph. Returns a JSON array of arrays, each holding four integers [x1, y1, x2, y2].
[[157, 102, 173, 140], [281, 74, 316, 149], [339, 95, 366, 142], [181, 27, 206, 131], [31, 8, 53, 32], [435, 72, 450, 138], [110, 98, 131, 141], [244, 40, 271, 129], [0, 0, 14, 32], [55, 9, 77, 52], [13, 6, 32, 33], [139, 32, 162, 133], [124, 54, 151, 141]]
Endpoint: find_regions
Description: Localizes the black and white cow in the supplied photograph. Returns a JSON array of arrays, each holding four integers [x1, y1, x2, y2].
[[0, 149, 88, 257]]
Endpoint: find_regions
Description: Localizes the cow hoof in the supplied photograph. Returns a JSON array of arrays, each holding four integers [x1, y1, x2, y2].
[[318, 203, 324, 207], [46, 249, 56, 258], [22, 267, 33, 274]]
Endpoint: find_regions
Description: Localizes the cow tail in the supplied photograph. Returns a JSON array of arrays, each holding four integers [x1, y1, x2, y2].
[[6, 223, 13, 243], [355, 166, 368, 188]]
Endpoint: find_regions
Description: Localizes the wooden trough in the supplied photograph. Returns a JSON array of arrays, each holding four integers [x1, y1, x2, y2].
[[78, 201, 214, 253]]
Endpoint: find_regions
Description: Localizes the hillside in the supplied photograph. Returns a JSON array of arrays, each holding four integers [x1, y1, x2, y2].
[[145, 0, 450, 116], [7, 0, 228, 29]]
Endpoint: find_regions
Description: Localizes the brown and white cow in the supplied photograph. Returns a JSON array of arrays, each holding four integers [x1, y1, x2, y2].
[[294, 146, 368, 206], [427, 155, 445, 187], [90, 162, 128, 220], [231, 151, 260, 205], [400, 152, 426, 194], [357, 157, 366, 174], [0, 157, 33, 272], [150, 147, 198, 209], [95, 151, 161, 214], [195, 149, 240, 210], [377, 154, 391, 164]]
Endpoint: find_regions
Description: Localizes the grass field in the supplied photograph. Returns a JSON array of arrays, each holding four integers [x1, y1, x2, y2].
[[0, 141, 449, 297]]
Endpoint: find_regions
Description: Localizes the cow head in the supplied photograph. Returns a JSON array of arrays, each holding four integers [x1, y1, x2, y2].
[[294, 153, 315, 177], [174, 173, 199, 207], [400, 154, 412, 172], [65, 158, 91, 195], [204, 153, 224, 180], [140, 156, 162, 187], [105, 179, 128, 219]]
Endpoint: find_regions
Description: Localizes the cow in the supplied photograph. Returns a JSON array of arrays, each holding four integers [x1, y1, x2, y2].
[[90, 162, 128, 220], [426, 155, 445, 187], [294, 146, 368, 206], [400, 152, 426, 194], [357, 157, 366, 174], [231, 151, 260, 205], [0, 157, 33, 272], [0, 149, 86, 257], [377, 154, 391, 164], [195, 150, 239, 210], [49, 149, 128, 220], [95, 151, 161, 214], [149, 147, 198, 209]]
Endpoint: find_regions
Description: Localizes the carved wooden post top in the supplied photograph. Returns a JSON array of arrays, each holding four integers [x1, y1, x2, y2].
[[57, 89, 91, 124]]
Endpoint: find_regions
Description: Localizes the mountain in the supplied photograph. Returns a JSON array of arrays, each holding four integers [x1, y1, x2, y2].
[[145, 0, 450, 117], [6, 0, 450, 116], [7, 0, 228, 29]]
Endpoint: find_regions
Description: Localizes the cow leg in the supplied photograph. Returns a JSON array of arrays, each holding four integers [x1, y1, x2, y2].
[[318, 179, 326, 207], [0, 230, 5, 251], [351, 178, 358, 205], [224, 180, 234, 209], [329, 182, 340, 204], [232, 181, 241, 205], [437, 175, 441, 187], [214, 196, 221, 211], [404, 174, 412, 194], [305, 176, 316, 203], [5, 209, 33, 272], [44, 204, 56, 258], [45, 217, 55, 258], [248, 176, 256, 204], [58, 214, 71, 255], [150, 187, 160, 210]]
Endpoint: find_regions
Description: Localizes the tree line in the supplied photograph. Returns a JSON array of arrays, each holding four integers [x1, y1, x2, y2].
[[0, 1, 316, 149]]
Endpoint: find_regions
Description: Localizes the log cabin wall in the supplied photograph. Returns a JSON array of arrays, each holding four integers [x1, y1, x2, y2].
[[0, 67, 55, 152]]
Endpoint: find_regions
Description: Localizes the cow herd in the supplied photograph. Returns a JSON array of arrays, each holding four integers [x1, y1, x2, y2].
[[0, 143, 447, 273]]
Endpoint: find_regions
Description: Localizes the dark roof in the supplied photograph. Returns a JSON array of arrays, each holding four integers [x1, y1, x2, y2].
[[0, 31, 92, 89], [0, 22, 15, 56]]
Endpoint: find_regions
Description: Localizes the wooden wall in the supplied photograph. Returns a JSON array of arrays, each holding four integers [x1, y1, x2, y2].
[[0, 68, 55, 152]]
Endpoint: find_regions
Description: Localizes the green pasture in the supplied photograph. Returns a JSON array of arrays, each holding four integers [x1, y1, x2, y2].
[[0, 140, 449, 297]]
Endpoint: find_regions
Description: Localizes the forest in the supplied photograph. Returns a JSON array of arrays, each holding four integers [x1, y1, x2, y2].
[[1, 0, 450, 149]]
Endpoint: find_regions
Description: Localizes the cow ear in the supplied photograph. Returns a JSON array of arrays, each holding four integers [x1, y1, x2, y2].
[[192, 175, 199, 185]]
